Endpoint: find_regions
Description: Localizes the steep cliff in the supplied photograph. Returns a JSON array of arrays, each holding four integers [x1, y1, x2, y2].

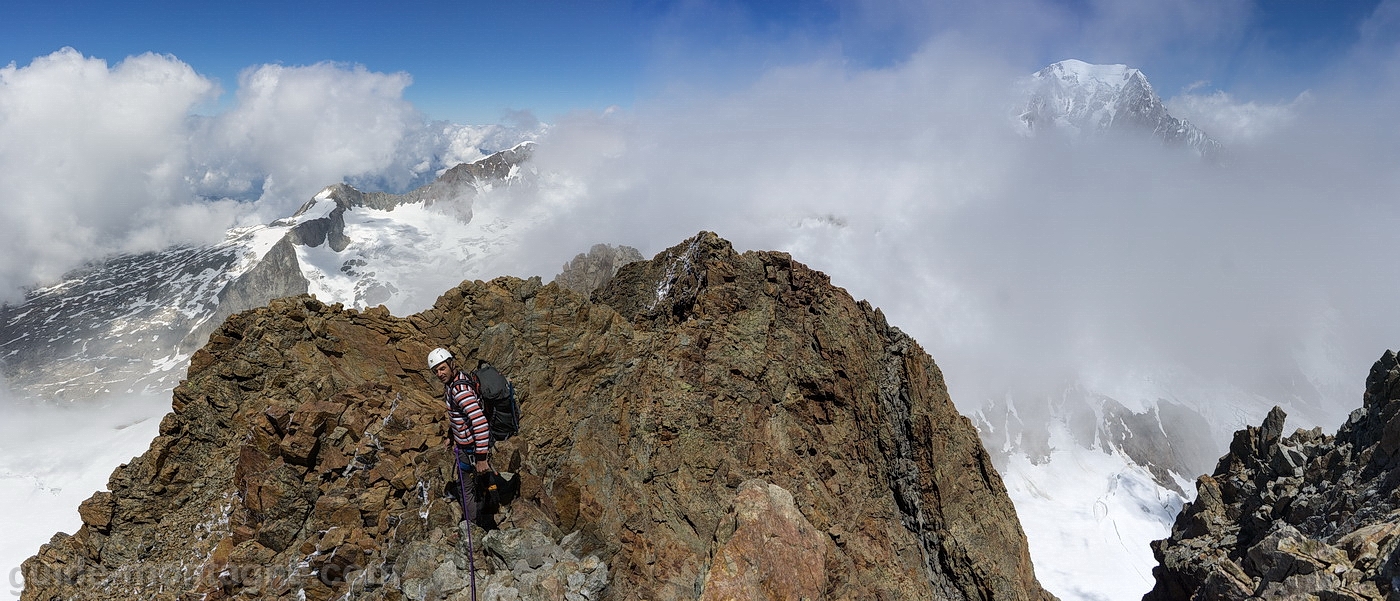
[[1145, 350, 1400, 600], [22, 232, 1053, 601]]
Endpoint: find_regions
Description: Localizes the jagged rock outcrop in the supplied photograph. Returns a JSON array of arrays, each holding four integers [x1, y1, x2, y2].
[[433, 143, 534, 190], [552, 244, 644, 296], [21, 231, 1054, 601], [1145, 350, 1400, 600], [375, 142, 536, 215]]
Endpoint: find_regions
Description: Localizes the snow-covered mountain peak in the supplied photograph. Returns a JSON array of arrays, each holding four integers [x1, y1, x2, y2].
[[287, 187, 343, 223], [1021, 59, 1221, 158], [1039, 59, 1142, 85]]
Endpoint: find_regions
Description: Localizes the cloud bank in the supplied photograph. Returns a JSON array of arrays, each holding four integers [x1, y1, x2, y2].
[[485, 29, 1400, 430], [0, 49, 534, 305], [0, 49, 220, 302], [186, 62, 419, 215], [0, 378, 167, 592]]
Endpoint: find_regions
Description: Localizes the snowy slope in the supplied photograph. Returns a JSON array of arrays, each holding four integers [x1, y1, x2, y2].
[[1003, 427, 1184, 601], [0, 225, 288, 398], [293, 176, 542, 315], [978, 361, 1357, 600], [0, 393, 167, 597], [0, 143, 538, 400]]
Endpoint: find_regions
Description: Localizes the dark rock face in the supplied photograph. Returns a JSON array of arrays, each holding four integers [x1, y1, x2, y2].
[[1145, 350, 1400, 600], [434, 143, 534, 189], [21, 232, 1053, 601], [389, 142, 536, 216], [182, 237, 311, 356], [1099, 398, 1220, 495]]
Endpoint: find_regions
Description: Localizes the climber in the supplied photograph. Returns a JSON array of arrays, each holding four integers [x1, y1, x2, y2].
[[429, 347, 493, 528]]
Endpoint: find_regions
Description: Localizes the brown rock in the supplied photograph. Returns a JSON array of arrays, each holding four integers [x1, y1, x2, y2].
[[77, 492, 114, 531], [1337, 522, 1400, 569], [19, 232, 1053, 601], [699, 480, 828, 601]]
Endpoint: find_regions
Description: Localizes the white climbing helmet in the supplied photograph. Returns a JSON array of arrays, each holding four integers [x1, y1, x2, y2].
[[427, 347, 453, 369]]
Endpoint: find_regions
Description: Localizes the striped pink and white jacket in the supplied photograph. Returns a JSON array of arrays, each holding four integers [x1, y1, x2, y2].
[[444, 371, 491, 455]]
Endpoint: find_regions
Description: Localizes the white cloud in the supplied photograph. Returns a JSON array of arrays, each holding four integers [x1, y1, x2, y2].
[[481, 32, 1400, 434], [1166, 90, 1303, 145], [0, 49, 218, 303], [0, 50, 532, 304], [0, 384, 168, 595], [188, 62, 422, 219]]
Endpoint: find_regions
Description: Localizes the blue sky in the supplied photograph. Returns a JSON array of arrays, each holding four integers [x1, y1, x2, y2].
[[3, 1, 654, 122], [2, 0, 1388, 124]]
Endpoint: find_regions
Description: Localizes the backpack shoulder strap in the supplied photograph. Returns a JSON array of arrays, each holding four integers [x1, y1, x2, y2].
[[445, 372, 476, 407]]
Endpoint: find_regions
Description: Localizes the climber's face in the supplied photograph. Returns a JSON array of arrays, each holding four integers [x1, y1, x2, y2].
[[434, 360, 453, 384]]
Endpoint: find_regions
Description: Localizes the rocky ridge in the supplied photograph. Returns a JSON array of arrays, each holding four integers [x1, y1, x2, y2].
[[1145, 350, 1400, 600], [21, 232, 1055, 600]]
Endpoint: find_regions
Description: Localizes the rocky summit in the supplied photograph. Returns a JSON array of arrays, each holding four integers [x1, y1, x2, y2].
[[21, 232, 1054, 601], [1146, 350, 1400, 600]]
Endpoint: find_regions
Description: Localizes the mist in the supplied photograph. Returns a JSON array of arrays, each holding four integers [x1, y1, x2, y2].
[[0, 49, 535, 305], [0, 379, 168, 589], [480, 35, 1400, 429]]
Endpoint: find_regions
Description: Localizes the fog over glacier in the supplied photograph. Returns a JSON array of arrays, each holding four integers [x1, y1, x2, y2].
[[3, 1, 1400, 598]]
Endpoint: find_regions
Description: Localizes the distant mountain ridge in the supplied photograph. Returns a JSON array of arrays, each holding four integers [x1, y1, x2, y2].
[[0, 143, 536, 400], [1020, 59, 1221, 158]]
